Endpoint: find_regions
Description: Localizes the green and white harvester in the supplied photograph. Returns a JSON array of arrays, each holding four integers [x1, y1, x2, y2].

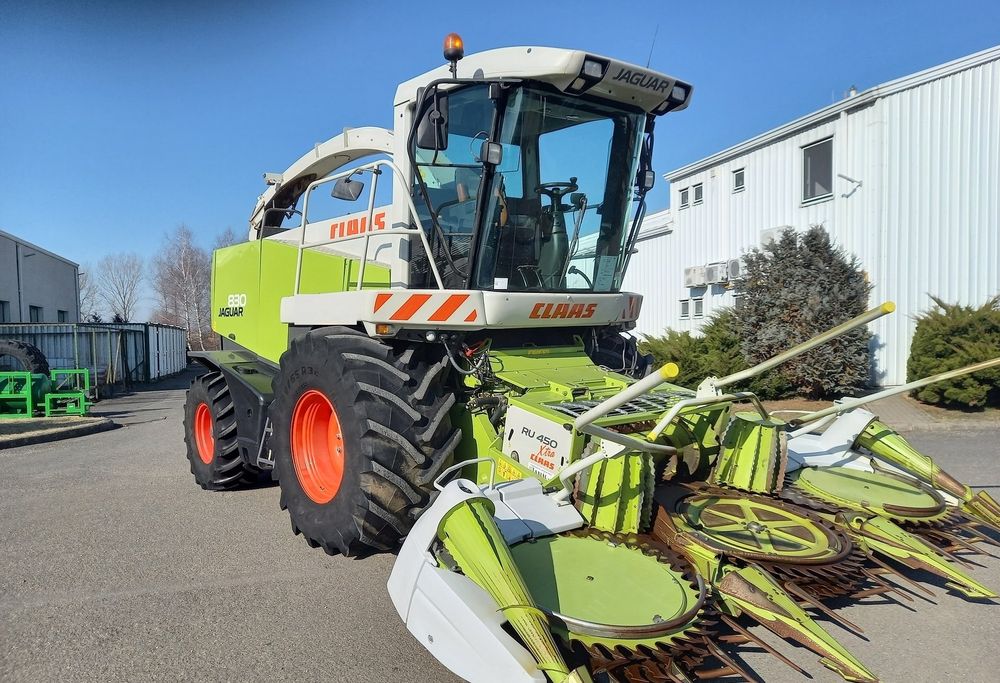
[[184, 35, 1000, 682]]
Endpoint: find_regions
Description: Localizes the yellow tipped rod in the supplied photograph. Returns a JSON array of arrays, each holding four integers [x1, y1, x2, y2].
[[712, 302, 896, 391], [573, 362, 679, 430], [791, 356, 1000, 427]]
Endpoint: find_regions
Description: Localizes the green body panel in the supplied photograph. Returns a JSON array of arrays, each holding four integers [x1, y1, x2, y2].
[[455, 343, 696, 491], [211, 239, 389, 363], [709, 412, 787, 493], [577, 453, 652, 534]]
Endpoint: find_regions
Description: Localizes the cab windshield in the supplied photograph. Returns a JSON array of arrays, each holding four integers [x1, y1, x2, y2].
[[412, 84, 646, 292]]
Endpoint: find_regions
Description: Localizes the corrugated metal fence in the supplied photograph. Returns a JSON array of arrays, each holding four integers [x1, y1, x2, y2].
[[0, 323, 187, 395]]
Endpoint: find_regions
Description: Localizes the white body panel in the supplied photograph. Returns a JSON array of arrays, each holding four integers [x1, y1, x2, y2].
[[388, 479, 581, 683], [786, 408, 962, 505], [502, 405, 573, 478], [280, 289, 642, 330]]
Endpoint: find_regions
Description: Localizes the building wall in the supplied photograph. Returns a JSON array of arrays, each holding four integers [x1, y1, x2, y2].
[[0, 232, 80, 323], [625, 50, 1000, 385]]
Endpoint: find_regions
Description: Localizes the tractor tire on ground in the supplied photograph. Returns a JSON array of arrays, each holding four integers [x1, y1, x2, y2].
[[270, 327, 461, 557], [0, 340, 50, 375], [183, 371, 265, 490]]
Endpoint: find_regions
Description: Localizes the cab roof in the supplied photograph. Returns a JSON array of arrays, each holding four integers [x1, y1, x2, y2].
[[394, 46, 692, 115]]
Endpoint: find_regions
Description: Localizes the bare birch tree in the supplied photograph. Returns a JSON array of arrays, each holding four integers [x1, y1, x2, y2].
[[78, 264, 103, 322], [97, 252, 144, 322], [214, 227, 240, 250], [151, 226, 213, 350]]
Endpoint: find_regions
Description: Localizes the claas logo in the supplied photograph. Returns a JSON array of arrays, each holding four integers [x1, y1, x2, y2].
[[330, 210, 387, 239], [528, 302, 598, 320]]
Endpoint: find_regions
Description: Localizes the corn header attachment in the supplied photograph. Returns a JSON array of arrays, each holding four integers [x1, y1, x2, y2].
[[389, 302, 998, 682]]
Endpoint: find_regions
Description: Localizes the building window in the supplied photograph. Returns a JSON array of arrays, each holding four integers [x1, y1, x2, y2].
[[58, 310, 69, 323], [802, 138, 833, 203], [733, 168, 745, 193], [693, 183, 704, 205], [734, 294, 746, 312], [29, 306, 43, 323], [692, 298, 704, 318], [679, 188, 689, 208], [680, 300, 690, 319], [0, 300, 9, 323]]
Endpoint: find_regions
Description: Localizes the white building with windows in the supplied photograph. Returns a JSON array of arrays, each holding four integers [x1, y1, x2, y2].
[[624, 45, 1000, 386], [0, 229, 80, 324]]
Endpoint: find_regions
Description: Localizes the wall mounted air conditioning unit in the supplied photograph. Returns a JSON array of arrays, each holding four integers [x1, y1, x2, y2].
[[760, 225, 794, 245], [684, 266, 707, 288], [727, 257, 744, 281], [705, 262, 728, 284]]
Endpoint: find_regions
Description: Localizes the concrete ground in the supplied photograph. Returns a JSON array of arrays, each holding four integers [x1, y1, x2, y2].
[[1, 370, 998, 682]]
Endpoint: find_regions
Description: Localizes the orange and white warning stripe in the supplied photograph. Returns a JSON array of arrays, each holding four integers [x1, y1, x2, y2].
[[372, 291, 482, 325]]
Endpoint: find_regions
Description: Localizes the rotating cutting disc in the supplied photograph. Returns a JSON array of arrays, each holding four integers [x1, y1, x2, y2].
[[660, 485, 869, 599], [510, 529, 711, 678], [676, 490, 851, 564], [789, 466, 949, 522]]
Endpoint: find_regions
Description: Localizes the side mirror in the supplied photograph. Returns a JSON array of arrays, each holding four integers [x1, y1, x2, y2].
[[637, 169, 656, 191], [331, 177, 364, 201], [416, 89, 449, 151]]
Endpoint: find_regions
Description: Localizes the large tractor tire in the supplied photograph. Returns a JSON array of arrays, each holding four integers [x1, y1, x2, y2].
[[0, 340, 50, 374], [183, 371, 265, 490], [270, 327, 461, 556]]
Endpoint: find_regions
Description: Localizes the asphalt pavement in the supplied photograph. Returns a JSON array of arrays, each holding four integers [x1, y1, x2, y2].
[[2, 371, 998, 682]]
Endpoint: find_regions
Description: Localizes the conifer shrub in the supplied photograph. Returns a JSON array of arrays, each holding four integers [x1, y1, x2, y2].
[[737, 226, 872, 399], [907, 297, 1000, 409]]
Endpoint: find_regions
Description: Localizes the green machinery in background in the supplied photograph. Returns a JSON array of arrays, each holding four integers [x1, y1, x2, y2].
[[0, 369, 91, 418]]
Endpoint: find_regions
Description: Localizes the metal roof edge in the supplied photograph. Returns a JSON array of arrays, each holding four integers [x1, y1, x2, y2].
[[0, 228, 80, 268], [636, 207, 673, 241], [665, 44, 1000, 182]]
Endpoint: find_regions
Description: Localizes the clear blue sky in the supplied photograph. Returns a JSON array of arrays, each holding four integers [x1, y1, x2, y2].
[[2, 0, 999, 270]]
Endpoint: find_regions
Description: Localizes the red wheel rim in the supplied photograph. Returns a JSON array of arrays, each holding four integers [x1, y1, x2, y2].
[[194, 402, 215, 464], [291, 389, 345, 504]]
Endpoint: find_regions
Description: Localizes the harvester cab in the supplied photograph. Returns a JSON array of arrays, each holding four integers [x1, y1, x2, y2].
[[186, 36, 998, 683], [223, 39, 690, 351]]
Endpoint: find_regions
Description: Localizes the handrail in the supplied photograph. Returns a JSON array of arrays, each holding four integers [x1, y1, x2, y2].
[[790, 356, 1000, 427], [293, 158, 445, 293], [572, 362, 680, 430], [708, 302, 896, 392], [646, 391, 769, 441]]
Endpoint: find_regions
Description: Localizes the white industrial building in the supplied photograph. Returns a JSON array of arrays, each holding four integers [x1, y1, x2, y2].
[[624, 45, 1000, 386], [0, 229, 81, 324]]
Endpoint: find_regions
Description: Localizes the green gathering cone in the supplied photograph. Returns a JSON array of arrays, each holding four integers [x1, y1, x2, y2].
[[716, 564, 878, 683], [843, 512, 997, 600], [964, 490, 1000, 533], [437, 496, 583, 683]]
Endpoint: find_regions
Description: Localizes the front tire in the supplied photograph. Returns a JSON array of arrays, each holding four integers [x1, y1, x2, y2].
[[270, 328, 460, 556], [183, 371, 265, 490]]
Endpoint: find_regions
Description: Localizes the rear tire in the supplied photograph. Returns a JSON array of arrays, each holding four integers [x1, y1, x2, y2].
[[183, 371, 265, 490], [0, 340, 50, 375], [270, 327, 460, 556]]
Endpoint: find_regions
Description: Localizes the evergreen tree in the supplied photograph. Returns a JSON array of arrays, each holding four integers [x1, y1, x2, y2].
[[737, 226, 872, 399]]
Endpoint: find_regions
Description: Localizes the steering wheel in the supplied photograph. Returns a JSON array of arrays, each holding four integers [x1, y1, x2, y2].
[[535, 179, 579, 202]]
